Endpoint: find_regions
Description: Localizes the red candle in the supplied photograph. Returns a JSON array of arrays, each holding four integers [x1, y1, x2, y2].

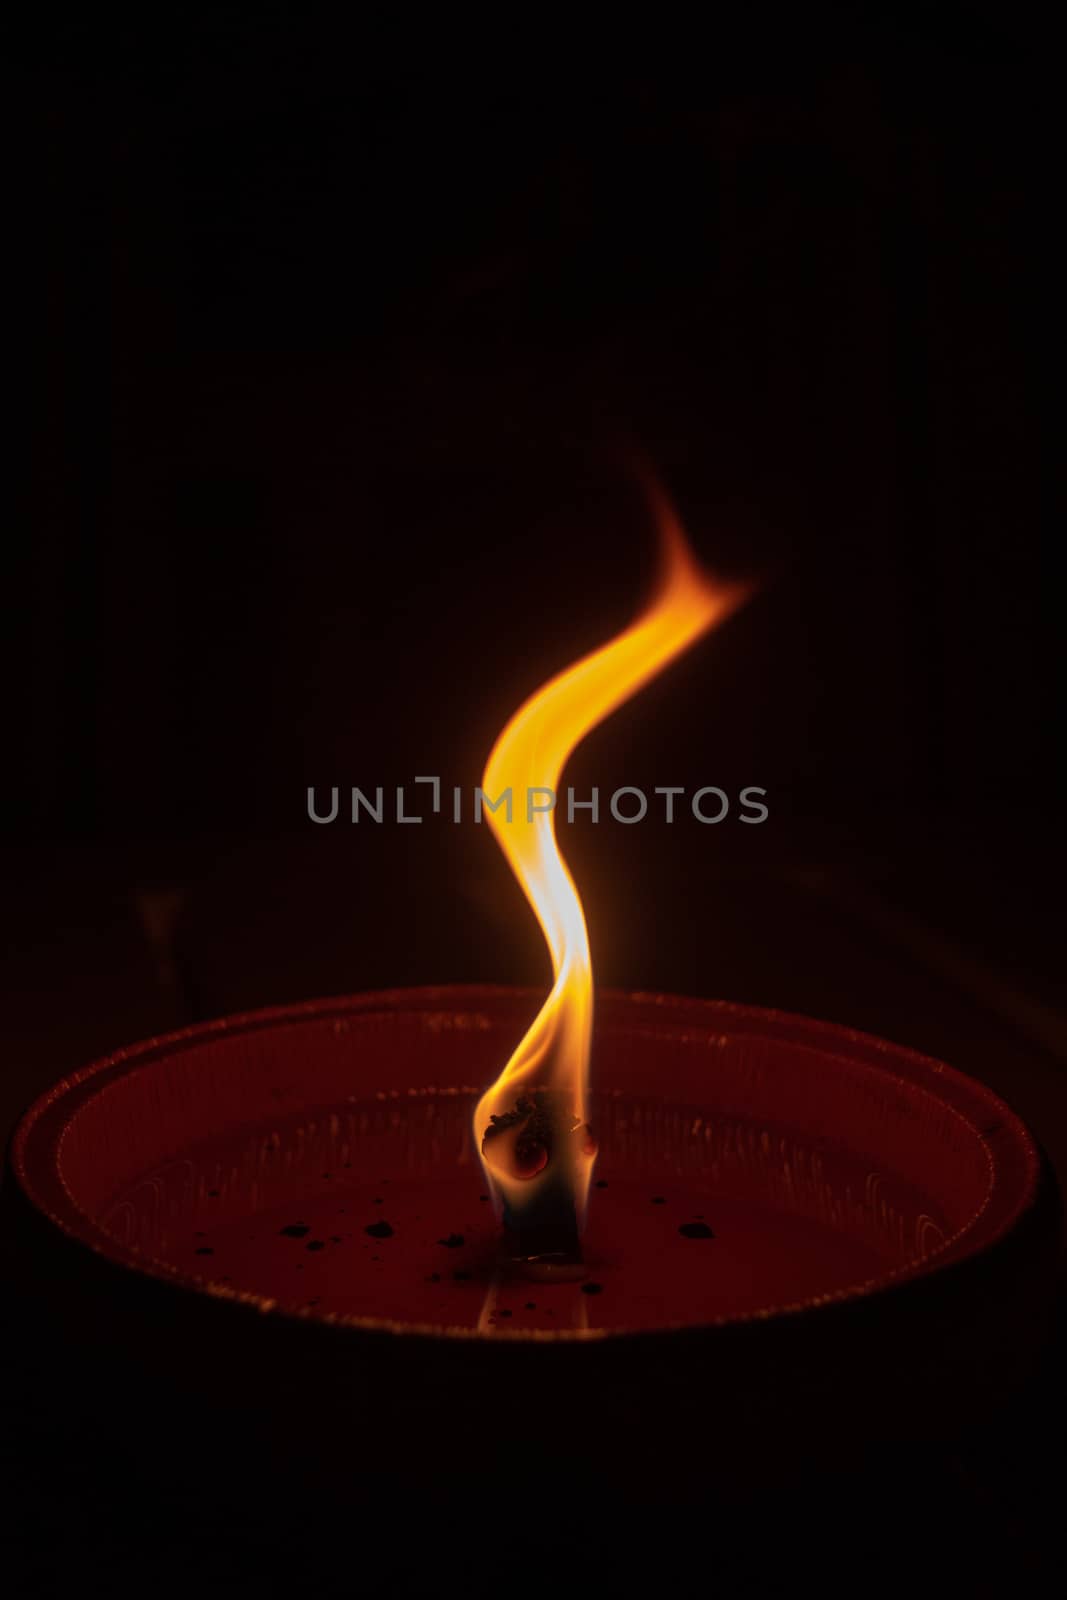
[[10, 988, 1055, 1404], [7, 486, 1059, 1473]]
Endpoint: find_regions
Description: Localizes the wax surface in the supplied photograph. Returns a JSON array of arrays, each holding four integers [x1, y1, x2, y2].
[[34, 989, 1013, 1340], [100, 1091, 946, 1333]]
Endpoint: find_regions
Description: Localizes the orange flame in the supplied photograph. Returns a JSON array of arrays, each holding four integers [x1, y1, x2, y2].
[[474, 482, 749, 1246]]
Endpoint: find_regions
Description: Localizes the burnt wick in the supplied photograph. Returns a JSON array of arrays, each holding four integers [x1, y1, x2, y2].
[[481, 1088, 595, 1182]]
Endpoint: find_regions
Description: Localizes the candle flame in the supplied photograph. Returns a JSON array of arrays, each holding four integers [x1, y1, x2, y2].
[[474, 481, 749, 1250]]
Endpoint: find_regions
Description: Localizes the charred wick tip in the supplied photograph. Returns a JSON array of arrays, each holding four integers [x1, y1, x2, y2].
[[481, 1088, 596, 1183], [482, 1090, 597, 1278]]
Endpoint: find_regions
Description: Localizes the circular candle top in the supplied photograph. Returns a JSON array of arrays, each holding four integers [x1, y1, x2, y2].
[[11, 987, 1040, 1340]]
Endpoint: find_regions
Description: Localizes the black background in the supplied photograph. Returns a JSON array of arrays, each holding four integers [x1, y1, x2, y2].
[[5, 12, 1064, 1587], [8, 14, 1061, 1085], [14, 18, 1057, 851]]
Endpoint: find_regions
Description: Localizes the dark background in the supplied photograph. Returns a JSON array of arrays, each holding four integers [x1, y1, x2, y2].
[[5, 13, 1064, 1584], [15, 21, 1057, 853], [7, 14, 1062, 1134]]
